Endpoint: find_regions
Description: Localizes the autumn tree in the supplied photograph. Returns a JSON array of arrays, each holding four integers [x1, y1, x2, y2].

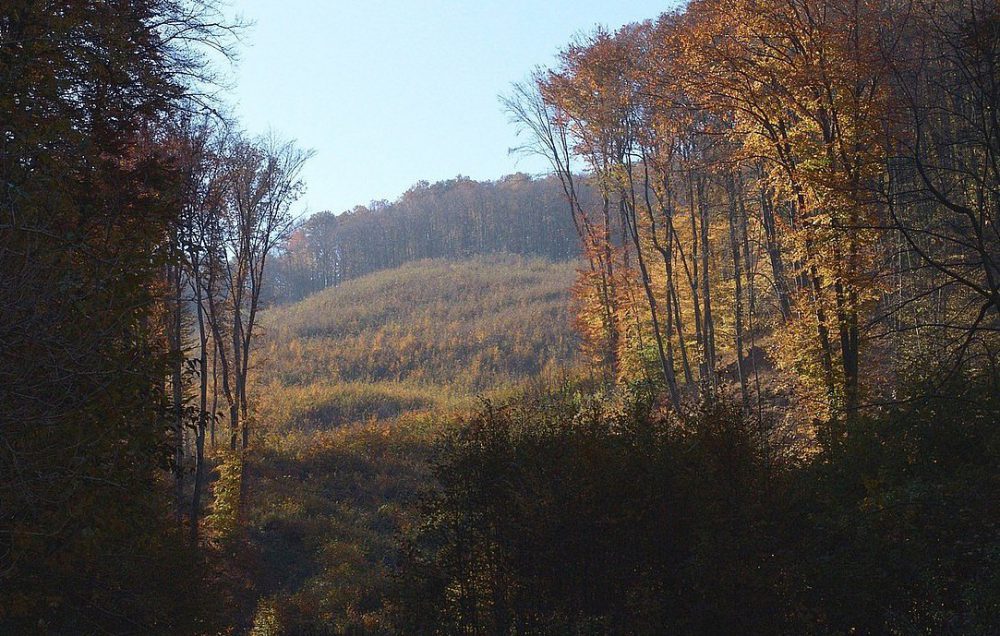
[[0, 0, 237, 629], [504, 76, 625, 382], [876, 0, 1000, 391], [218, 133, 312, 450], [166, 114, 231, 541]]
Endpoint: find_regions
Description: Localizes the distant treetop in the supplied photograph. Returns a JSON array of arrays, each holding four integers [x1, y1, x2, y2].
[[266, 173, 593, 304]]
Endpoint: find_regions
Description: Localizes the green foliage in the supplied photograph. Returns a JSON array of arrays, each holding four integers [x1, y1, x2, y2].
[[209, 450, 245, 545]]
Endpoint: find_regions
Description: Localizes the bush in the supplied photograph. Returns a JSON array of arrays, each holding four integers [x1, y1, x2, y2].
[[399, 387, 790, 634], [399, 378, 1000, 634]]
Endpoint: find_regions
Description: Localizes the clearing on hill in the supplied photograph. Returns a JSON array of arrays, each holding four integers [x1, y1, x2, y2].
[[254, 255, 581, 432]]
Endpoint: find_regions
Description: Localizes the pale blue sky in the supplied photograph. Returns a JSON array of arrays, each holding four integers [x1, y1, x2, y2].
[[227, 0, 676, 215]]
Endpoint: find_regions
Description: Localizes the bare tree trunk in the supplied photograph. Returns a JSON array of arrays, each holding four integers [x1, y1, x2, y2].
[[621, 193, 681, 407], [646, 158, 695, 386], [670, 278, 694, 384], [698, 176, 717, 387], [739, 180, 765, 420], [808, 256, 838, 406], [778, 122, 838, 406], [727, 176, 750, 410], [190, 274, 209, 544], [210, 336, 218, 448], [168, 261, 185, 527], [686, 170, 706, 381], [230, 312, 242, 451], [207, 306, 235, 453], [596, 190, 620, 380], [758, 184, 792, 321], [834, 273, 860, 419]]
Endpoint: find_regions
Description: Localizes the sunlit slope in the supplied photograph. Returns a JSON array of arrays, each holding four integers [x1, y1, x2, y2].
[[254, 256, 580, 429]]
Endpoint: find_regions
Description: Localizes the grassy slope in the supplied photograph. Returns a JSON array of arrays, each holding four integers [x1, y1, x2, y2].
[[253, 255, 579, 433], [241, 256, 580, 633]]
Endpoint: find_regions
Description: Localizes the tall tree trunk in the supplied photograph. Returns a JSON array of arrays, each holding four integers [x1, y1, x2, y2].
[[698, 176, 717, 387], [687, 170, 706, 380], [169, 261, 184, 527], [622, 194, 681, 407], [727, 176, 750, 410], [210, 336, 218, 448], [758, 185, 792, 321], [670, 278, 694, 384], [739, 180, 765, 420], [646, 158, 694, 386], [600, 191, 620, 380], [190, 273, 209, 544], [230, 307, 242, 451]]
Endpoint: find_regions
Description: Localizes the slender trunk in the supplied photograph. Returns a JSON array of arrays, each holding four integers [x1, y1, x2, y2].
[[687, 171, 706, 380], [210, 337, 218, 448], [622, 194, 681, 407], [698, 176, 717, 386], [777, 122, 837, 406], [230, 305, 242, 451], [663, 222, 695, 384], [669, 278, 694, 384], [797, 192, 837, 407], [240, 387, 250, 449], [600, 191, 619, 379], [629, 157, 682, 405], [239, 278, 263, 449], [759, 186, 792, 321], [727, 177, 750, 410], [808, 257, 838, 406], [835, 271, 861, 419], [169, 262, 184, 527], [210, 315, 234, 450], [190, 276, 209, 544], [843, 180, 863, 419], [207, 301, 236, 454], [739, 182, 764, 420]]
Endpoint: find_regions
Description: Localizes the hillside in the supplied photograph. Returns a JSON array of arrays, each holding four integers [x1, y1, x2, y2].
[[7, 0, 999, 633], [265, 174, 597, 304], [253, 255, 580, 432], [239, 256, 582, 631]]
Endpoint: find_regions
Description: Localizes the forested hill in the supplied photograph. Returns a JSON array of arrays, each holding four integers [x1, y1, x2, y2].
[[266, 173, 593, 304]]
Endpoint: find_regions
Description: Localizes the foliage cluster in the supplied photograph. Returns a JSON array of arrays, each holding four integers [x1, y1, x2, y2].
[[506, 0, 1000, 421], [254, 381, 458, 435], [0, 0, 235, 631], [400, 380, 1000, 635], [233, 257, 586, 633]]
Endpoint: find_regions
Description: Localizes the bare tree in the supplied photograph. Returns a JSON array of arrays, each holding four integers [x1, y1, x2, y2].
[[170, 114, 229, 541], [220, 132, 313, 450]]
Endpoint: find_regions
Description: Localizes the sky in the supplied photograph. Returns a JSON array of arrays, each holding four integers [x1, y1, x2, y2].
[[227, 0, 675, 216]]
